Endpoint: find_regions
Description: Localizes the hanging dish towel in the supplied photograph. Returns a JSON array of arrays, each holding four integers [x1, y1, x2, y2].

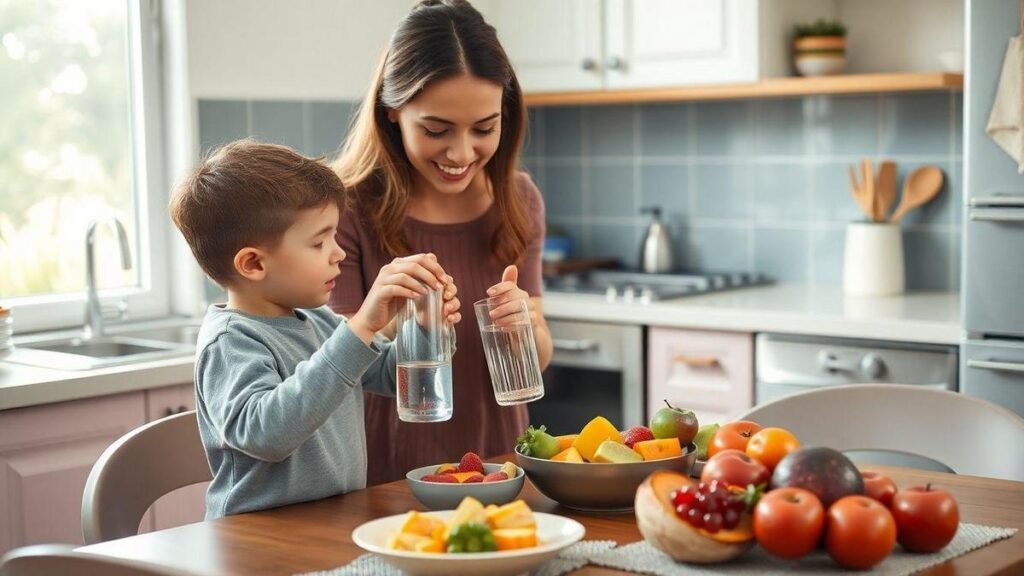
[[986, 0, 1024, 173]]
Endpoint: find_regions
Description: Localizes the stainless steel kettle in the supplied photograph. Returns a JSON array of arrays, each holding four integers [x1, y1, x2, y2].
[[640, 206, 674, 273]]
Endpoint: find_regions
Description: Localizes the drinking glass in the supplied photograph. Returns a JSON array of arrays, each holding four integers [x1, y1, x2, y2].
[[474, 297, 545, 405], [395, 286, 456, 422]]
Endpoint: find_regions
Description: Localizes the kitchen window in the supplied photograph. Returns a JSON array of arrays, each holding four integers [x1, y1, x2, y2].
[[0, 0, 170, 332]]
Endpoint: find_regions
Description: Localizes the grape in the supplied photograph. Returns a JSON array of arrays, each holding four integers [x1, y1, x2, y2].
[[703, 512, 724, 533], [673, 481, 747, 531], [723, 508, 740, 529], [686, 507, 704, 528]]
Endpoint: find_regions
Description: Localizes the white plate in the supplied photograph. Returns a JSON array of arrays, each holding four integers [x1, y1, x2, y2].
[[352, 510, 585, 576]]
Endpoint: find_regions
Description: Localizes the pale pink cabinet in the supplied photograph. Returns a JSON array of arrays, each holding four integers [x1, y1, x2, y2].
[[141, 383, 208, 533], [647, 327, 754, 428], [0, 383, 208, 555], [0, 392, 146, 554]]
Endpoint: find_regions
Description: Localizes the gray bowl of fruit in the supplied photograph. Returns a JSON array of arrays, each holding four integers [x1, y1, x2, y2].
[[514, 405, 700, 512], [406, 452, 525, 510]]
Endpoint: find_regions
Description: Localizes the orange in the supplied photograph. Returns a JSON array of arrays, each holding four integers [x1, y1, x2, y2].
[[745, 427, 800, 472]]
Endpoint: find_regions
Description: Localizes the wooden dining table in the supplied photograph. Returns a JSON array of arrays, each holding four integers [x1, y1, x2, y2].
[[79, 456, 1024, 575]]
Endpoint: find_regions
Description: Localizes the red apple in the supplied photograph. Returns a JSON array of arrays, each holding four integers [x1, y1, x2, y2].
[[891, 484, 960, 553], [701, 449, 770, 488], [708, 420, 764, 458], [862, 471, 898, 508]]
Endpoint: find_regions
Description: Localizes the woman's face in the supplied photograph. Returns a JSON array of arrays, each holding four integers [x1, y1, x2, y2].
[[390, 73, 503, 196]]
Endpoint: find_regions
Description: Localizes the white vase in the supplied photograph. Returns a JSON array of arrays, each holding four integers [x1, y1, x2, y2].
[[843, 222, 905, 296]]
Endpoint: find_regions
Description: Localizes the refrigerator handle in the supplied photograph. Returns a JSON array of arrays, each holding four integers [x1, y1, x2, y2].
[[969, 209, 1024, 223], [967, 359, 1024, 374]]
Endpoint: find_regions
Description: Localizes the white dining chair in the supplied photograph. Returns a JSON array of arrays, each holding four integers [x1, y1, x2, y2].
[[0, 544, 191, 576], [82, 410, 212, 544], [738, 384, 1024, 481]]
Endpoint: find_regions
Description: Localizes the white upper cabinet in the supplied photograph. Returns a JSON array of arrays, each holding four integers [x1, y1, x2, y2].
[[483, 0, 760, 93], [481, 0, 604, 93], [603, 0, 759, 89]]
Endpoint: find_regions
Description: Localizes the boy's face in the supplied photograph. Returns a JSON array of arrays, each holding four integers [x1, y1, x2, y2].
[[260, 203, 345, 310], [389, 73, 503, 196]]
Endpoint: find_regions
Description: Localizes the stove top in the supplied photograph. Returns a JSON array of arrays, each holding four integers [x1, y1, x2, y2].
[[543, 270, 769, 304]]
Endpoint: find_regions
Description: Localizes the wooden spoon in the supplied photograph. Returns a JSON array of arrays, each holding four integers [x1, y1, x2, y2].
[[874, 161, 897, 222], [848, 165, 874, 221], [890, 166, 944, 223], [862, 159, 876, 222]]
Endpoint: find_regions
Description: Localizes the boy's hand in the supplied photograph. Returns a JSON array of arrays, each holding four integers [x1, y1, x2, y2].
[[348, 254, 448, 344], [484, 265, 538, 328]]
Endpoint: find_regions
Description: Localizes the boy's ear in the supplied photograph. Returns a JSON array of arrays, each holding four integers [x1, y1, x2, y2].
[[233, 247, 268, 281]]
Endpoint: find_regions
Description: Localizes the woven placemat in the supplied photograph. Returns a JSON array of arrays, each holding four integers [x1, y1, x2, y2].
[[295, 539, 617, 576], [588, 523, 1017, 575]]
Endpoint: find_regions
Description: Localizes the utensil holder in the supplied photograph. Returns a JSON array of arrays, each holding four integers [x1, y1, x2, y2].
[[843, 222, 905, 296]]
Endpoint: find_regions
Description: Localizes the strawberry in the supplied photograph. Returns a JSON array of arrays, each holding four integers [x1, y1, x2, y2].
[[458, 452, 485, 474], [622, 426, 655, 448], [482, 471, 509, 483], [462, 474, 483, 483], [420, 474, 458, 483]]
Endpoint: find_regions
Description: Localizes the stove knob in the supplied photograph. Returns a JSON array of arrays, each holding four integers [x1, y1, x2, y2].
[[622, 286, 635, 303], [605, 285, 618, 302], [860, 354, 886, 380]]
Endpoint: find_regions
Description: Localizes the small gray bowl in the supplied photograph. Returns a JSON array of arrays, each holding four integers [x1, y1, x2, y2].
[[515, 443, 697, 512], [406, 463, 525, 510]]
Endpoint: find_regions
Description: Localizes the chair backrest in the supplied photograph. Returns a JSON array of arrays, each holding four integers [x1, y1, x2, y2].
[[82, 410, 212, 544], [737, 384, 1024, 482], [0, 544, 191, 576]]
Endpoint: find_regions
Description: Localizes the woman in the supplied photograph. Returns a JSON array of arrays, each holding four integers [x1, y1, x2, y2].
[[329, 0, 553, 485]]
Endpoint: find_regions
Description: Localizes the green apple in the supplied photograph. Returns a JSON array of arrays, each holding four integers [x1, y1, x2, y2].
[[649, 400, 699, 447], [694, 423, 720, 460]]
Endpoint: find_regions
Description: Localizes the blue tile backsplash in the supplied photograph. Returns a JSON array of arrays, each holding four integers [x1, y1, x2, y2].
[[197, 92, 962, 290]]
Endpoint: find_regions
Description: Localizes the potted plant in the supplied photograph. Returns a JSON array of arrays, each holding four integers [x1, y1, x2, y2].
[[792, 19, 848, 77]]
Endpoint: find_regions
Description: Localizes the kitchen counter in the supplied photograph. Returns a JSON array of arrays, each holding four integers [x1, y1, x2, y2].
[[543, 284, 961, 345], [1, 285, 960, 411]]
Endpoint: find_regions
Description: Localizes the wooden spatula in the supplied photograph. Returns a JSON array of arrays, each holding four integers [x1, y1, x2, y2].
[[874, 161, 897, 222], [890, 166, 944, 223], [848, 165, 874, 221]]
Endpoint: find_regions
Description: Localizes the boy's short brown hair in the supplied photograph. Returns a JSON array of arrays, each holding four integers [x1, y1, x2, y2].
[[169, 139, 346, 286]]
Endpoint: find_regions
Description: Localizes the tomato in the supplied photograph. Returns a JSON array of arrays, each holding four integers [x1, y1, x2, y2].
[[861, 471, 898, 508], [891, 484, 959, 553], [700, 449, 770, 489], [825, 495, 897, 570], [708, 420, 763, 458], [745, 427, 800, 472], [753, 487, 824, 559]]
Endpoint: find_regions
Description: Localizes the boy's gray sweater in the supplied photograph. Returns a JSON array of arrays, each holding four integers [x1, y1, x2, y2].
[[193, 305, 395, 518]]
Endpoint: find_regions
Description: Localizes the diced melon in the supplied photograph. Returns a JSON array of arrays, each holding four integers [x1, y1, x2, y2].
[[550, 446, 584, 462], [386, 531, 432, 551], [486, 499, 536, 530], [445, 496, 486, 540], [555, 434, 578, 450], [450, 471, 484, 483], [633, 437, 683, 461], [573, 416, 624, 462], [399, 511, 444, 537], [493, 528, 539, 551], [593, 439, 643, 463], [415, 537, 445, 553]]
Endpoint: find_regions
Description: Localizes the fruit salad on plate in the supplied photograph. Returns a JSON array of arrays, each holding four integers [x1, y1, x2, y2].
[[385, 496, 539, 554]]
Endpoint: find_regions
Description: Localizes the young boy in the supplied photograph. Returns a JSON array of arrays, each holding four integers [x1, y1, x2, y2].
[[169, 139, 460, 518]]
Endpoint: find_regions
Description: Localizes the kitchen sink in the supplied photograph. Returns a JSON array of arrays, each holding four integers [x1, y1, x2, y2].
[[6, 321, 200, 371]]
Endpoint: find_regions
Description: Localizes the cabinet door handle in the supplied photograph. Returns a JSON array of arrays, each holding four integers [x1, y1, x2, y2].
[[672, 354, 719, 368], [164, 407, 175, 417], [178, 405, 189, 414], [967, 359, 1024, 373], [553, 338, 599, 352], [606, 56, 626, 71], [581, 57, 599, 71], [970, 209, 1024, 222]]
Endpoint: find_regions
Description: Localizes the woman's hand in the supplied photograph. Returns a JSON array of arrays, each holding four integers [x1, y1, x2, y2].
[[348, 254, 448, 344], [485, 265, 539, 328], [442, 275, 461, 325]]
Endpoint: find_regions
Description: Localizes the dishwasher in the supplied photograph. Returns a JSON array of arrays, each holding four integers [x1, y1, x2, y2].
[[755, 333, 959, 470]]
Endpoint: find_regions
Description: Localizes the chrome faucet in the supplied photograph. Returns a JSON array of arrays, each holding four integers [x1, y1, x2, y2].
[[84, 217, 132, 339]]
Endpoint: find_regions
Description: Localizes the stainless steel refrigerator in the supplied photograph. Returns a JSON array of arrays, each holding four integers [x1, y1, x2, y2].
[[962, 0, 1024, 417]]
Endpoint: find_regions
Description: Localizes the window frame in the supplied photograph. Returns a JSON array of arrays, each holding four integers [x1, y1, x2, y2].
[[9, 0, 173, 333]]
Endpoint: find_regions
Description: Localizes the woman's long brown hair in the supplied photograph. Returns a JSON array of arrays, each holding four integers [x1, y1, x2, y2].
[[331, 0, 530, 264]]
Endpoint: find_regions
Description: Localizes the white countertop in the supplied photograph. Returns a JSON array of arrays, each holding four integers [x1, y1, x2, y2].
[[0, 285, 961, 412], [543, 284, 961, 345]]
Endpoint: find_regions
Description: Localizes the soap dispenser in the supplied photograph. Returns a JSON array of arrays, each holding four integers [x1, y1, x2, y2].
[[640, 206, 674, 273]]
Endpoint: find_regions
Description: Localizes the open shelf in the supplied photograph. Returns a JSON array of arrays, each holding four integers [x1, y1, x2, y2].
[[524, 72, 963, 107]]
